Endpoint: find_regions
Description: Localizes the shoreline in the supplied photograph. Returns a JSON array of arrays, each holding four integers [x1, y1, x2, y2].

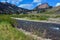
[[11, 17, 60, 24]]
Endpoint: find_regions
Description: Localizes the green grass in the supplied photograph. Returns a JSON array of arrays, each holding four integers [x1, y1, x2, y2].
[[11, 14, 49, 20], [0, 15, 12, 22], [0, 15, 34, 40], [54, 15, 60, 18], [0, 21, 34, 40], [0, 14, 60, 40]]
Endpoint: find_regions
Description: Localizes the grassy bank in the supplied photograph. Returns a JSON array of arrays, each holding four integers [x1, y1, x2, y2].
[[0, 15, 34, 40], [11, 14, 60, 21], [11, 14, 49, 20]]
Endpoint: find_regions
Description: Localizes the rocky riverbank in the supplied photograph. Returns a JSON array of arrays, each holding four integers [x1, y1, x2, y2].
[[12, 17, 60, 40]]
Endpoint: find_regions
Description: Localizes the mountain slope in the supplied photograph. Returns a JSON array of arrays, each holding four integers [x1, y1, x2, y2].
[[45, 6, 60, 14], [0, 2, 29, 14]]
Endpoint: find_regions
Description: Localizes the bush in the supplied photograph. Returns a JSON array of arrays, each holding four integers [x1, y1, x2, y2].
[[0, 14, 34, 40], [0, 21, 34, 40], [11, 14, 49, 20]]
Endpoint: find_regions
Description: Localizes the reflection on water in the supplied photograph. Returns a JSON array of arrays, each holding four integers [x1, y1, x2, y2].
[[50, 27, 60, 30]]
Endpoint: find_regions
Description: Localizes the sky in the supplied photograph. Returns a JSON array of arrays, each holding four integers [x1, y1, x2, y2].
[[0, 0, 60, 10]]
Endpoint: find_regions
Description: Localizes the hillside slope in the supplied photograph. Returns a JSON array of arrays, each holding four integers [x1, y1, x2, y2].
[[0, 2, 29, 14], [0, 21, 34, 40], [0, 15, 34, 40], [45, 6, 60, 14]]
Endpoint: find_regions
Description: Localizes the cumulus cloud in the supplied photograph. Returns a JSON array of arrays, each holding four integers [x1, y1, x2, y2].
[[1, 0, 23, 4], [15, 0, 23, 5], [32, 0, 42, 6], [18, 0, 42, 9], [14, 0, 23, 2], [18, 4, 34, 9], [37, 3, 41, 5], [33, 0, 41, 3], [56, 3, 60, 6], [7, 0, 10, 3], [11, 0, 23, 4]]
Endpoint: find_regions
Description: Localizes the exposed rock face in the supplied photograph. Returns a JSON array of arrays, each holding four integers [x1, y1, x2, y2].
[[34, 3, 50, 11], [33, 3, 52, 13], [38, 3, 50, 9]]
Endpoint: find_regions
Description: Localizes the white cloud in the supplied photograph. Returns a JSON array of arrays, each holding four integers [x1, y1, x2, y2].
[[33, 0, 41, 3], [56, 3, 60, 6], [11, 1, 15, 4], [15, 0, 23, 5], [18, 0, 42, 9], [7, 0, 10, 3], [37, 3, 41, 5], [1, 0, 23, 4], [32, 0, 42, 6], [14, 0, 23, 2], [11, 0, 23, 4], [18, 4, 34, 9]]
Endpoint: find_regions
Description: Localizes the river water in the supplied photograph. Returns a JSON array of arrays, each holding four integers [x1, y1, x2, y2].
[[15, 19, 60, 40]]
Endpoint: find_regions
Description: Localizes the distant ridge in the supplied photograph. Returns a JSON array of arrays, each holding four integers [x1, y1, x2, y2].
[[0, 2, 29, 14]]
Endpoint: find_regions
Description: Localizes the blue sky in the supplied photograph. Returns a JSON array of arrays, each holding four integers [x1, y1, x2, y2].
[[0, 0, 60, 10]]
